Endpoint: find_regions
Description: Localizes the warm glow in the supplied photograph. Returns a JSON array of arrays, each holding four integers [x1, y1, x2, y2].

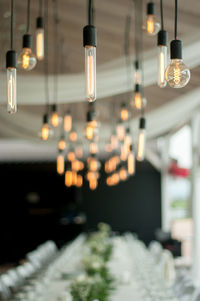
[[72, 171, 77, 186], [65, 170, 72, 187], [116, 124, 125, 141], [75, 146, 83, 158], [110, 135, 118, 150], [137, 130, 146, 161], [64, 114, 72, 132], [69, 131, 77, 142], [128, 153, 135, 175], [89, 178, 97, 190], [120, 144, 128, 161], [51, 112, 59, 127], [57, 155, 64, 175], [85, 125, 94, 140], [158, 51, 166, 87], [85, 46, 96, 102], [22, 53, 30, 69], [134, 92, 142, 109], [124, 135, 132, 148], [36, 30, 44, 60], [90, 142, 98, 154], [121, 108, 129, 121], [147, 15, 154, 34], [67, 151, 75, 162], [72, 160, 81, 172], [76, 174, 83, 187], [58, 139, 66, 151], [7, 68, 17, 114], [119, 168, 127, 181], [174, 64, 181, 85], [87, 171, 99, 181], [41, 124, 49, 141], [89, 158, 98, 172]]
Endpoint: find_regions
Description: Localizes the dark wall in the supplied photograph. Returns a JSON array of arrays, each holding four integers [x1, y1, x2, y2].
[[0, 161, 161, 264], [82, 161, 161, 244]]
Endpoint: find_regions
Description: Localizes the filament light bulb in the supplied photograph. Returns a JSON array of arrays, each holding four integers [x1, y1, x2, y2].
[[119, 168, 127, 181], [157, 30, 168, 88], [90, 142, 98, 154], [51, 104, 60, 127], [36, 17, 44, 61], [18, 35, 37, 71], [65, 170, 72, 187], [41, 114, 50, 141], [165, 40, 190, 88], [57, 154, 64, 175], [58, 137, 66, 151], [137, 117, 146, 161], [128, 145, 135, 175], [69, 130, 77, 142], [116, 122, 125, 141], [120, 103, 129, 121], [67, 151, 75, 162], [64, 111, 72, 132], [75, 146, 83, 159], [145, 2, 160, 36], [83, 25, 97, 102], [6, 51, 17, 114]]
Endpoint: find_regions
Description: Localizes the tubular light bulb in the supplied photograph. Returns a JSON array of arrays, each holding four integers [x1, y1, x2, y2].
[[119, 168, 127, 181], [57, 154, 64, 175], [85, 46, 96, 102], [85, 123, 94, 140], [64, 112, 72, 132], [89, 178, 97, 190], [120, 104, 129, 121], [65, 170, 72, 187], [77, 174, 83, 187], [128, 146, 135, 175], [145, 2, 160, 36], [41, 124, 49, 141], [6, 51, 17, 114], [137, 118, 146, 162], [157, 30, 168, 88], [36, 17, 44, 61], [51, 112, 59, 127], [165, 40, 190, 88]]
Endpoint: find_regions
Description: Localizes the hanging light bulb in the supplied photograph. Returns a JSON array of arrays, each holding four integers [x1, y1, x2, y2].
[[41, 114, 50, 141], [89, 178, 98, 190], [75, 146, 83, 159], [165, 40, 190, 88], [128, 145, 135, 175], [145, 2, 160, 36], [90, 142, 98, 154], [6, 51, 17, 114], [120, 144, 128, 162], [116, 121, 125, 141], [83, 8, 97, 103], [110, 134, 118, 150], [120, 103, 129, 121], [72, 171, 77, 186], [58, 135, 66, 151], [18, 34, 37, 70], [51, 104, 60, 127], [119, 167, 127, 181], [85, 108, 97, 140], [65, 170, 72, 187], [88, 156, 100, 172], [69, 130, 78, 142], [137, 117, 146, 161], [134, 60, 142, 85], [124, 127, 132, 148], [57, 153, 65, 175], [157, 30, 167, 88], [64, 111, 72, 132], [133, 84, 145, 110], [36, 17, 44, 61], [67, 151, 75, 162]]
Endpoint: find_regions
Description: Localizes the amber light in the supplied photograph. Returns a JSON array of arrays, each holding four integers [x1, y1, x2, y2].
[[72, 171, 77, 186], [116, 124, 125, 141], [58, 138, 66, 151], [51, 112, 59, 127], [89, 178, 98, 190], [128, 152, 135, 175], [76, 174, 83, 187], [90, 142, 98, 154], [64, 113, 72, 132], [120, 105, 129, 121], [69, 131, 77, 142], [67, 151, 75, 162], [65, 170, 72, 187], [75, 146, 83, 158], [119, 168, 127, 181], [41, 124, 49, 141], [57, 154, 65, 175]]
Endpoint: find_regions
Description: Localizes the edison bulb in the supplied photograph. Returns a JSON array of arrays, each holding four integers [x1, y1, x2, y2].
[[137, 129, 146, 161], [85, 46, 96, 102], [64, 113, 72, 132], [85, 123, 94, 140], [158, 45, 167, 88], [18, 48, 37, 71], [89, 178, 97, 190], [128, 152, 135, 175], [36, 28, 44, 60], [65, 170, 72, 187], [120, 105, 129, 121], [7, 67, 17, 114], [165, 59, 190, 88], [77, 174, 83, 187], [69, 131, 77, 142], [57, 154, 64, 175], [41, 123, 50, 141], [58, 138, 66, 151], [145, 15, 160, 36]]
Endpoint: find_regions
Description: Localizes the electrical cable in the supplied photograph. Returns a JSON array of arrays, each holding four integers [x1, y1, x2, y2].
[[10, 0, 14, 49]]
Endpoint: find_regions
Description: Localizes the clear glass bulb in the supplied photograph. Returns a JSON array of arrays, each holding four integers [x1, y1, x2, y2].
[[158, 45, 167, 88], [85, 46, 96, 102], [128, 152, 135, 175], [41, 123, 50, 141], [7, 67, 17, 114], [134, 92, 142, 109], [64, 114, 72, 132], [51, 112, 59, 127], [165, 59, 190, 88], [137, 129, 146, 161], [57, 154, 64, 175], [18, 48, 37, 71], [36, 28, 44, 61], [145, 15, 160, 36]]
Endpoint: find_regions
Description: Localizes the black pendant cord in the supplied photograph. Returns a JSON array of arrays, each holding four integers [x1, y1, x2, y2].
[[160, 0, 164, 30], [174, 0, 178, 40], [44, 0, 50, 115], [53, 0, 59, 106], [38, 0, 43, 16], [10, 0, 14, 49], [124, 13, 132, 92], [26, 0, 31, 33], [88, 0, 93, 25]]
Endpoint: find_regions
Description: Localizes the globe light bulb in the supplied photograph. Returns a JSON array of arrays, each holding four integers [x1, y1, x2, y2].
[[128, 145, 135, 175], [83, 25, 97, 102], [165, 40, 190, 88], [6, 51, 17, 114], [57, 154, 64, 175], [64, 111, 72, 132], [36, 17, 44, 61], [120, 103, 129, 121], [157, 30, 168, 88], [18, 35, 37, 71], [137, 117, 146, 161], [145, 2, 160, 36], [58, 136, 66, 151]]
